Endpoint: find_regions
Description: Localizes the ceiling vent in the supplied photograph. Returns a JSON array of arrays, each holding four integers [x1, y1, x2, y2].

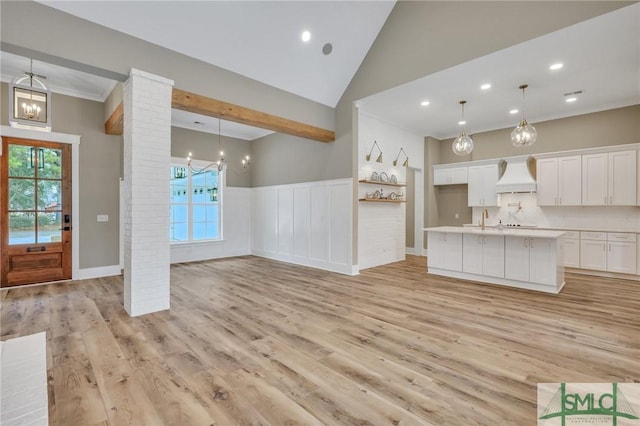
[[495, 156, 537, 193]]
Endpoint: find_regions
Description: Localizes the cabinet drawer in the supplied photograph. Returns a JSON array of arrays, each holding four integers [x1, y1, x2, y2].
[[581, 231, 607, 241], [563, 231, 580, 240], [607, 233, 637, 243]]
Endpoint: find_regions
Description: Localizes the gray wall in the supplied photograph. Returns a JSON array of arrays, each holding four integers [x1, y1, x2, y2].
[[2, 83, 122, 269], [440, 105, 640, 164], [171, 127, 252, 188], [405, 168, 415, 249]]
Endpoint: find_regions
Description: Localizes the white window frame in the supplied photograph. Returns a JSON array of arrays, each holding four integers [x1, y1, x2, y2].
[[170, 157, 223, 244]]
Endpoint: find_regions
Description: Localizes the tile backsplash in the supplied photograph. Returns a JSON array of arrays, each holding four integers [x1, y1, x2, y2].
[[472, 193, 640, 232]]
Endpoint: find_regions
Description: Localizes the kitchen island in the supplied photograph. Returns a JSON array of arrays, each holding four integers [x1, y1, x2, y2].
[[424, 226, 566, 293]]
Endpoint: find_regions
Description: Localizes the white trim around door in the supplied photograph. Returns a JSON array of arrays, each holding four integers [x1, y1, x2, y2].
[[0, 126, 81, 280]]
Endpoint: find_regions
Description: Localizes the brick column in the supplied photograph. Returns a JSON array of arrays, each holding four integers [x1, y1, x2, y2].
[[123, 69, 174, 316]]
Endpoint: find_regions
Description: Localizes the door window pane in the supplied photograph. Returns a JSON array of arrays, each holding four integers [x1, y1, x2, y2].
[[37, 213, 61, 243], [39, 148, 62, 179], [9, 212, 36, 244], [37, 180, 62, 211], [9, 178, 35, 210], [8, 144, 35, 177]]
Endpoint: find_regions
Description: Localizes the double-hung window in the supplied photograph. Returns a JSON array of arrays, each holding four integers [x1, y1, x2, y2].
[[170, 159, 222, 242]]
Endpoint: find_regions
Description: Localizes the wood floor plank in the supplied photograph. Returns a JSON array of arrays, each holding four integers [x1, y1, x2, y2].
[[50, 332, 109, 425], [1, 255, 638, 425]]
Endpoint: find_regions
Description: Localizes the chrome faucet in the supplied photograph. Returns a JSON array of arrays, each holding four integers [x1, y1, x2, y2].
[[481, 208, 489, 230]]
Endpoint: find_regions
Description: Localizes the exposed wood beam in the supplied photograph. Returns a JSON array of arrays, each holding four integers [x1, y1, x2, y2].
[[104, 102, 123, 135], [171, 88, 335, 143], [104, 89, 335, 143]]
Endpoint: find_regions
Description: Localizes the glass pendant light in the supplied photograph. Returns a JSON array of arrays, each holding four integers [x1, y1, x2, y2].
[[452, 100, 473, 156], [511, 84, 537, 147]]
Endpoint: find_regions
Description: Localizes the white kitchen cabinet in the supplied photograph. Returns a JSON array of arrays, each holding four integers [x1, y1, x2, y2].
[[609, 150, 637, 205], [463, 233, 504, 278], [536, 156, 582, 206], [582, 150, 637, 206], [580, 231, 637, 274], [505, 236, 557, 286], [580, 232, 608, 271], [607, 233, 637, 275], [563, 236, 580, 268], [529, 237, 558, 286], [427, 231, 462, 271], [467, 164, 500, 207], [433, 166, 468, 185]]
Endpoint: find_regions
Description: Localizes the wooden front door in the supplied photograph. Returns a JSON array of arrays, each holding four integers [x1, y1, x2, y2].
[[1, 137, 72, 287]]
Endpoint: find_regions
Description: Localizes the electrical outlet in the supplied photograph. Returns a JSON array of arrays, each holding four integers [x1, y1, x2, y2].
[[455, 213, 460, 219], [97, 215, 109, 222]]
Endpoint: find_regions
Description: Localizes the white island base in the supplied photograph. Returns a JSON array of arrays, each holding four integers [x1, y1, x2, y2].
[[425, 227, 566, 294]]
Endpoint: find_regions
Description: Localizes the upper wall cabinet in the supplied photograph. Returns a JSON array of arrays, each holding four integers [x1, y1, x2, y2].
[[536, 155, 582, 206], [433, 165, 468, 185], [468, 163, 500, 207], [582, 150, 637, 206]]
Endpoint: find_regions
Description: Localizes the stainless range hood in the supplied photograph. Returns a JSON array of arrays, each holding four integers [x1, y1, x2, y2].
[[495, 155, 537, 193]]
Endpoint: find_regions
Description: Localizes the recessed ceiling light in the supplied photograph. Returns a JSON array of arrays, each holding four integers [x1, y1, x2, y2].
[[565, 97, 577, 103], [509, 109, 519, 115], [550, 63, 564, 70], [301, 31, 311, 42], [480, 83, 491, 90], [420, 100, 430, 106], [458, 120, 466, 126]]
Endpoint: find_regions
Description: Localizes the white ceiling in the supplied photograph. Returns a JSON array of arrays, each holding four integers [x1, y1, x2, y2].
[[0, 51, 117, 102], [171, 109, 274, 141], [38, 0, 396, 108], [359, 3, 640, 140]]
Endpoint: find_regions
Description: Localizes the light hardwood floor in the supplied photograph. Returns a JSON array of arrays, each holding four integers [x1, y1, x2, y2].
[[1, 255, 638, 425]]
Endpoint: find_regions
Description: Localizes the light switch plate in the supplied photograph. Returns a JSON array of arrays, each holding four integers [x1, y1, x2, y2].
[[97, 214, 109, 222]]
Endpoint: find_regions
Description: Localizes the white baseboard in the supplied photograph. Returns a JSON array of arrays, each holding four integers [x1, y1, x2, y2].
[[76, 265, 122, 280], [405, 247, 415, 255]]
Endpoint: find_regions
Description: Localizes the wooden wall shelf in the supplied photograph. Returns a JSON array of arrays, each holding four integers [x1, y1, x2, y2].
[[358, 180, 406, 187], [359, 198, 406, 203]]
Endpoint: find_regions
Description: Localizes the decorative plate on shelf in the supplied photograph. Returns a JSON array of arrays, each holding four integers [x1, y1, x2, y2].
[[380, 172, 389, 183], [390, 174, 398, 184], [370, 172, 380, 182], [389, 192, 398, 200], [373, 190, 381, 199]]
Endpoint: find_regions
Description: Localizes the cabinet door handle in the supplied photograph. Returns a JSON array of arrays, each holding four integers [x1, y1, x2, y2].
[[559, 197, 562, 205], [602, 244, 606, 252], [523, 238, 528, 248], [604, 196, 607, 205], [609, 244, 611, 252], [610, 195, 613, 204], [530, 238, 533, 248]]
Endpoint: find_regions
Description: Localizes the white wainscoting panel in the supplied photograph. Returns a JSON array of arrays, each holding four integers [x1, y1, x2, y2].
[[170, 187, 251, 263], [252, 178, 353, 275]]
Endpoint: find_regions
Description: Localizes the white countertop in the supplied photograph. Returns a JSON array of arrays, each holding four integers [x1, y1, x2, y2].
[[424, 226, 566, 238], [462, 224, 639, 234]]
